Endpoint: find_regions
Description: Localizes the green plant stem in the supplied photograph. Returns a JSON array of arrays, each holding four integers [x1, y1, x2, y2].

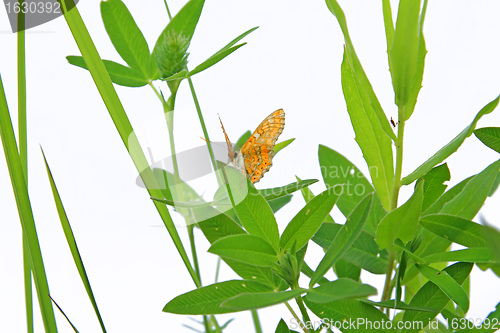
[[295, 296, 311, 330], [187, 77, 220, 182], [285, 301, 310, 333], [251, 310, 263, 333], [383, 107, 406, 305]]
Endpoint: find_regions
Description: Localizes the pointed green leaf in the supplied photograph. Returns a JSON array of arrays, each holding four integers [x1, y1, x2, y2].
[[275, 319, 291, 333], [221, 289, 305, 311], [474, 127, 500, 154], [340, 50, 394, 210], [101, 0, 150, 76], [259, 179, 318, 202], [66, 56, 148, 87], [376, 181, 423, 250], [423, 248, 497, 264], [402, 95, 500, 185], [416, 163, 450, 211], [402, 262, 473, 333], [274, 138, 295, 155], [310, 194, 373, 287], [163, 280, 273, 315], [224, 166, 279, 251], [306, 278, 377, 303], [361, 299, 438, 313], [280, 186, 341, 250], [42, 150, 107, 331], [325, 0, 397, 142], [189, 27, 257, 76], [319, 144, 374, 216], [313, 223, 387, 274], [267, 195, 293, 213], [208, 234, 278, 267], [420, 214, 490, 248], [305, 299, 391, 333], [415, 264, 469, 313]]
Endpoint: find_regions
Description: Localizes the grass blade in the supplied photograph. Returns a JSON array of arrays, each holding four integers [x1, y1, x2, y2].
[[58, 0, 199, 286], [42, 149, 107, 332], [0, 75, 57, 331]]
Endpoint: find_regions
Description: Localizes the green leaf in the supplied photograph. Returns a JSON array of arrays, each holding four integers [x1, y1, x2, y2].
[[189, 26, 258, 76], [100, 0, 150, 77], [274, 138, 295, 155], [416, 163, 450, 211], [388, 0, 427, 120], [361, 299, 438, 312], [376, 181, 423, 250], [310, 194, 373, 287], [163, 280, 273, 315], [268, 195, 293, 213], [152, 0, 205, 64], [420, 214, 490, 248], [197, 212, 245, 244], [423, 176, 471, 216], [208, 234, 278, 267], [259, 179, 318, 202], [319, 145, 374, 216], [454, 302, 500, 333], [415, 264, 469, 313], [402, 262, 473, 333], [325, 0, 397, 142], [402, 95, 500, 185], [305, 299, 392, 333], [224, 166, 280, 251], [474, 127, 500, 154], [221, 289, 305, 311], [275, 319, 291, 333], [313, 223, 387, 274], [66, 56, 148, 87], [423, 248, 498, 264], [340, 50, 394, 210], [280, 186, 341, 250], [306, 278, 377, 303], [42, 150, 107, 331], [0, 76, 57, 331]]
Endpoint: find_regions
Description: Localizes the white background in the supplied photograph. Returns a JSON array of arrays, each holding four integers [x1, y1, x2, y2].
[[1, 0, 500, 332]]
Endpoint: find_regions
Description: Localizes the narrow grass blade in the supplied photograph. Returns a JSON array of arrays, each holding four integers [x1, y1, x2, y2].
[[274, 138, 294, 155], [402, 95, 500, 185], [59, 0, 199, 286], [0, 76, 57, 331], [42, 149, 107, 332], [49, 295, 80, 333]]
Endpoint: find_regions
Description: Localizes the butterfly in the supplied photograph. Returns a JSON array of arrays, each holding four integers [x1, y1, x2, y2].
[[219, 109, 285, 183]]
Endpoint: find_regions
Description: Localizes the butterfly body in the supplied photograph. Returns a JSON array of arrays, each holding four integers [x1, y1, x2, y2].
[[220, 109, 285, 183]]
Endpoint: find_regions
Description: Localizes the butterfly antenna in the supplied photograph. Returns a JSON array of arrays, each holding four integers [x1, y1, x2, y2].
[[218, 114, 234, 158]]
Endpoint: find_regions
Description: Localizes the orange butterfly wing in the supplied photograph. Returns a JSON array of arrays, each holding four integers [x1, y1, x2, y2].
[[240, 109, 285, 183]]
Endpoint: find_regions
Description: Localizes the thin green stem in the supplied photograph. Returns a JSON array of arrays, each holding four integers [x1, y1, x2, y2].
[[187, 224, 201, 282], [162, 0, 172, 20], [295, 296, 311, 330], [187, 77, 221, 183], [251, 310, 263, 333], [381, 251, 395, 303], [285, 301, 310, 333]]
